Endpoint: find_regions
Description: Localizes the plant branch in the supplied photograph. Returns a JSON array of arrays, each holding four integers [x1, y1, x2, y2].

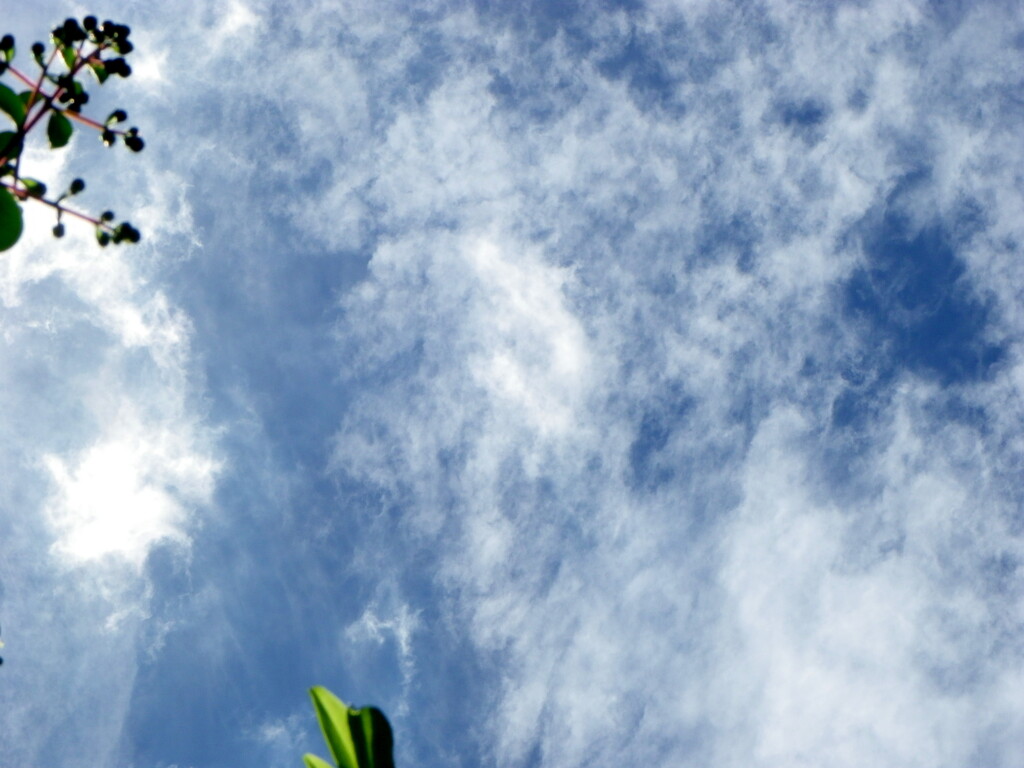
[[1, 179, 107, 227], [0, 17, 141, 250], [8, 62, 124, 135], [24, 46, 59, 113]]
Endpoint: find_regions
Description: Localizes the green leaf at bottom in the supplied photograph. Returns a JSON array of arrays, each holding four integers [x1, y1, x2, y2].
[[303, 754, 335, 768], [308, 687, 395, 768]]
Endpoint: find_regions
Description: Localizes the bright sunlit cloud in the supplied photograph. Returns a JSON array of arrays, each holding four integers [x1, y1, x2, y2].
[[44, 415, 216, 568]]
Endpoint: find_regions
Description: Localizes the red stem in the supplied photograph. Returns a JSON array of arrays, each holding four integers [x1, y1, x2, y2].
[[9, 49, 117, 136], [1, 179, 109, 228], [7, 65, 36, 89], [24, 46, 59, 113]]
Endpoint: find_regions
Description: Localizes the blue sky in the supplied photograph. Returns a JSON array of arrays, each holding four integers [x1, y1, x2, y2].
[[1, 1, 1023, 766]]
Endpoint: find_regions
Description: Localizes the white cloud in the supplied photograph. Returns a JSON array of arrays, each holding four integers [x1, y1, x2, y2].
[[346, 593, 421, 711], [44, 407, 217, 568], [717, 408, 961, 766], [464, 236, 591, 438], [254, 711, 314, 768], [321, 1, 1024, 766]]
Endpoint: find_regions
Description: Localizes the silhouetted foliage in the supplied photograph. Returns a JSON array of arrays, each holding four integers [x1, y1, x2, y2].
[[0, 16, 143, 251]]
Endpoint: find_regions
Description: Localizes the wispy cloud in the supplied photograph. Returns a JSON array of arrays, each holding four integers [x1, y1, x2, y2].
[[323, 1, 1024, 766]]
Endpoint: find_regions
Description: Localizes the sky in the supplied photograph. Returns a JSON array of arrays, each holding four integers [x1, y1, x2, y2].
[[1, 0, 1023, 766]]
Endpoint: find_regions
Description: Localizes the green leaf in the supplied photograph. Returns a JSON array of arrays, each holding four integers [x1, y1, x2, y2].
[[0, 83, 25, 127], [88, 60, 108, 83], [357, 708, 394, 768], [61, 46, 76, 69], [308, 688, 394, 768], [47, 111, 73, 148], [0, 187, 24, 252], [310, 688, 360, 768], [21, 178, 46, 198], [303, 755, 335, 768]]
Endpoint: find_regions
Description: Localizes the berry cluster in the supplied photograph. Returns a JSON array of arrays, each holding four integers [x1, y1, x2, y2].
[[0, 16, 143, 251]]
